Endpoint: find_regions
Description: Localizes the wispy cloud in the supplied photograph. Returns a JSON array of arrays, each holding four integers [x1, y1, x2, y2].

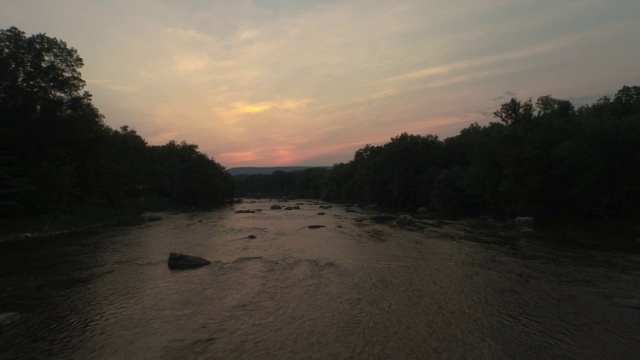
[[85, 79, 138, 93], [4, 0, 638, 167], [226, 98, 312, 115]]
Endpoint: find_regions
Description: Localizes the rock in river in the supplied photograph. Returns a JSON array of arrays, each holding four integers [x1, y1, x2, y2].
[[167, 253, 211, 269], [396, 215, 415, 225], [613, 298, 640, 309], [370, 214, 395, 223], [271, 204, 282, 210], [0, 312, 20, 331], [514, 217, 534, 228]]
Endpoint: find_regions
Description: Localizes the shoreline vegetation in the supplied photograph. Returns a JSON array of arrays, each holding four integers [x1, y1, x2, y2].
[[2, 197, 638, 254], [0, 195, 199, 243], [2, 27, 639, 249]]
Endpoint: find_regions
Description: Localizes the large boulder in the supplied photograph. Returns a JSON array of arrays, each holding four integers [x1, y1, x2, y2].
[[167, 253, 211, 269]]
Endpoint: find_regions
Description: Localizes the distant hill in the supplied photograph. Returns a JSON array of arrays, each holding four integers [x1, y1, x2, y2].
[[226, 166, 331, 176]]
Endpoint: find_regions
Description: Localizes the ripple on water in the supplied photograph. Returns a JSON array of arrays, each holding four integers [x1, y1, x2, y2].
[[1, 200, 639, 359]]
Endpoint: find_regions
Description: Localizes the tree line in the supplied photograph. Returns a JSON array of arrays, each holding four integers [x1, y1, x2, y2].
[[234, 85, 640, 223], [0, 27, 233, 216], [4, 26, 637, 223]]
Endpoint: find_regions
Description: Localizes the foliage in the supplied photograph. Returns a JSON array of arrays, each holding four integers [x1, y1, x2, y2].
[[147, 141, 233, 207], [0, 27, 232, 217], [233, 167, 330, 199], [233, 86, 640, 222]]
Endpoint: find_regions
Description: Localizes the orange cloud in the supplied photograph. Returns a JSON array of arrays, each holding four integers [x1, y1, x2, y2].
[[232, 101, 274, 114], [230, 99, 311, 115], [218, 150, 264, 164]]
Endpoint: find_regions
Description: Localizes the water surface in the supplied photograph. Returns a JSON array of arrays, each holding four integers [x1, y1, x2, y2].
[[1, 200, 639, 358]]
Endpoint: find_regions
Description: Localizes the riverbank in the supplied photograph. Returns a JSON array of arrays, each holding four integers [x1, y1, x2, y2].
[[0, 195, 212, 243], [2, 197, 639, 253]]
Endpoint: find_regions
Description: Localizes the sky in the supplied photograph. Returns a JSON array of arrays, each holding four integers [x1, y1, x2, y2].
[[2, 0, 639, 168]]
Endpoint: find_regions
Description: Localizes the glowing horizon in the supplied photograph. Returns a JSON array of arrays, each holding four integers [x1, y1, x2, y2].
[[2, 0, 639, 168]]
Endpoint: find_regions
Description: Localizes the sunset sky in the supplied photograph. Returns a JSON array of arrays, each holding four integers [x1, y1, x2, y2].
[[2, 0, 639, 168]]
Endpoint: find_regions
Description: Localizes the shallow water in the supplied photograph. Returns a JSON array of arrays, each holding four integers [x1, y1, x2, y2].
[[1, 200, 639, 359]]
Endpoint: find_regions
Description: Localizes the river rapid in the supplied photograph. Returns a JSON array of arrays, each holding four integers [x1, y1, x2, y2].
[[1, 199, 639, 359]]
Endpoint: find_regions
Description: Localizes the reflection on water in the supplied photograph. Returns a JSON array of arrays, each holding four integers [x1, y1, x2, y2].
[[1, 200, 639, 359]]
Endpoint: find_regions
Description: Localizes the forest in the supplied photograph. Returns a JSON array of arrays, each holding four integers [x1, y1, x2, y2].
[[234, 85, 640, 223], [0, 27, 234, 219], [2, 26, 639, 229]]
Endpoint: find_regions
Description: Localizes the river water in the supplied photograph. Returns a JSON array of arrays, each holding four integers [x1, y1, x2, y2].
[[1, 199, 639, 359]]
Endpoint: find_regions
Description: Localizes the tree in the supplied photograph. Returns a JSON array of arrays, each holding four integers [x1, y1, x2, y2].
[[0, 27, 106, 213], [535, 95, 574, 118], [0, 27, 87, 121], [147, 141, 233, 207], [612, 85, 640, 118], [1, 27, 234, 216], [493, 98, 533, 125]]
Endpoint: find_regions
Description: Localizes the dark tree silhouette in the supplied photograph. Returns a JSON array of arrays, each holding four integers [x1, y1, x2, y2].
[[233, 87, 640, 225], [0, 27, 233, 216]]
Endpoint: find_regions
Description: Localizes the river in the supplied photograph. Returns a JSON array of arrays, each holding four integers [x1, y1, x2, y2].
[[1, 199, 639, 359]]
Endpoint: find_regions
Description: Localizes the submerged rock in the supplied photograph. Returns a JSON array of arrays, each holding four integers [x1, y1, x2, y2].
[[370, 214, 395, 223], [613, 298, 640, 309], [235, 210, 256, 214], [248, 235, 257, 239], [308, 225, 326, 229], [345, 208, 358, 213], [271, 204, 282, 210], [514, 217, 534, 228], [167, 253, 211, 269], [0, 312, 20, 331], [285, 206, 294, 210], [396, 215, 415, 225], [520, 228, 535, 236], [318, 212, 326, 215]]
